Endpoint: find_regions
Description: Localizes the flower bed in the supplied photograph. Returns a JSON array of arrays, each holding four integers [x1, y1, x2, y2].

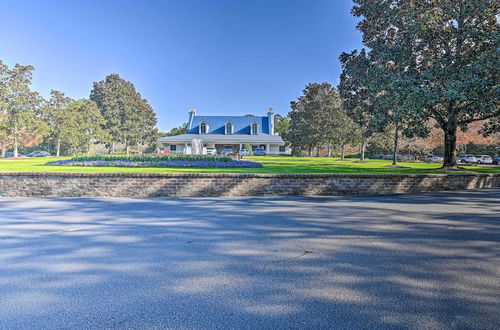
[[45, 159, 263, 168], [71, 154, 232, 162]]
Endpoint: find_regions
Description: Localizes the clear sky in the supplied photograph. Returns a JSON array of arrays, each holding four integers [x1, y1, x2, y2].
[[0, 0, 362, 131]]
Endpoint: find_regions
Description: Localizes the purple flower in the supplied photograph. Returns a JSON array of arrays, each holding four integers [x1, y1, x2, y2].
[[46, 159, 263, 168]]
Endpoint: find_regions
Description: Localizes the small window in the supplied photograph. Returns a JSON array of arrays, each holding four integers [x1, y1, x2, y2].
[[250, 122, 258, 135], [170, 145, 177, 151], [279, 146, 286, 152], [199, 122, 207, 134], [225, 122, 233, 135]]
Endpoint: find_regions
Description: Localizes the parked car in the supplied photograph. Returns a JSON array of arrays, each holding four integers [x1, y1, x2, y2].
[[476, 155, 493, 164], [458, 154, 477, 164], [205, 147, 216, 155], [493, 157, 500, 165], [158, 148, 171, 155], [4, 152, 27, 158], [401, 154, 414, 161], [253, 147, 266, 156], [427, 155, 443, 163], [28, 151, 51, 157], [238, 149, 250, 156], [221, 148, 234, 155]]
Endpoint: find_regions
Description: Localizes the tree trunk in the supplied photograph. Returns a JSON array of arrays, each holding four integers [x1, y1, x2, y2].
[[327, 145, 331, 157], [56, 138, 61, 157], [360, 137, 365, 161], [442, 122, 458, 168], [308, 146, 312, 157], [1, 148, 5, 158], [392, 126, 399, 166], [110, 141, 115, 154], [13, 133, 18, 157], [341, 143, 345, 160], [125, 139, 129, 155], [316, 146, 320, 157]]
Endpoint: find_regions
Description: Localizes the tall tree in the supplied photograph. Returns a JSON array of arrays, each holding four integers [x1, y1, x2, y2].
[[288, 83, 331, 155], [333, 108, 360, 160], [0, 62, 11, 157], [0, 61, 47, 157], [90, 74, 157, 154], [274, 114, 290, 139], [338, 50, 380, 161], [44, 99, 108, 155], [0, 113, 13, 157], [43, 90, 74, 156], [123, 97, 158, 153], [160, 123, 187, 137], [351, 0, 499, 168], [288, 83, 357, 157], [66, 99, 109, 154]]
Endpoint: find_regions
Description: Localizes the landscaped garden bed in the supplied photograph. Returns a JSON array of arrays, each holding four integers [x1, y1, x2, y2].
[[1, 156, 498, 174], [45, 155, 263, 168]]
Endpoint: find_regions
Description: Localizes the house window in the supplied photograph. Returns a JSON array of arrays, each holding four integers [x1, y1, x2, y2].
[[250, 122, 258, 135], [199, 122, 207, 134], [225, 122, 233, 135], [279, 146, 286, 152], [170, 145, 177, 151]]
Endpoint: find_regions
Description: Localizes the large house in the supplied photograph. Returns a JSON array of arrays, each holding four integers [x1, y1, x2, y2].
[[158, 108, 288, 155]]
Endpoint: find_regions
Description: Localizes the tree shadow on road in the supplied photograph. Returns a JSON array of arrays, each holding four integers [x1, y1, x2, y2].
[[0, 190, 499, 329]]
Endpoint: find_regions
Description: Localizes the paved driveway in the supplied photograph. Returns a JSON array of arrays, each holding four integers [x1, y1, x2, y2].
[[0, 189, 499, 329]]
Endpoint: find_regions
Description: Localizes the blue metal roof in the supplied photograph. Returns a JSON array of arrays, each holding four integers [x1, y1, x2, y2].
[[187, 115, 270, 135]]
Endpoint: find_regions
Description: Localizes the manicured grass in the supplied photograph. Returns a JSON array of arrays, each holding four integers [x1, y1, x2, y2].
[[1, 156, 499, 174]]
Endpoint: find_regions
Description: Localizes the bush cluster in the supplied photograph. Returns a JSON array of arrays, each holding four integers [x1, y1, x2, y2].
[[46, 159, 263, 168], [71, 154, 232, 162]]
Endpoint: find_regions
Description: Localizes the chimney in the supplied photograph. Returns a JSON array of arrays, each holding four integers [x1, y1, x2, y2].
[[187, 108, 196, 132], [267, 108, 275, 135]]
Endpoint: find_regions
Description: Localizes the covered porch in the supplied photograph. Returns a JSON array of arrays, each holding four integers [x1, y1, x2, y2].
[[157, 134, 289, 155]]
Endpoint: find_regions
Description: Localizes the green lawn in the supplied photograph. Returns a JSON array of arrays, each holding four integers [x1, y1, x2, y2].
[[0, 156, 498, 174]]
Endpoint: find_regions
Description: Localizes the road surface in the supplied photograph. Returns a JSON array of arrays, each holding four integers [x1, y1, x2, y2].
[[1, 189, 499, 329]]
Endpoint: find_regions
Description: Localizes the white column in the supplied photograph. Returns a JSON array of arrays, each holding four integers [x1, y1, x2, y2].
[[184, 143, 188, 154], [239, 143, 242, 151], [266, 144, 270, 153]]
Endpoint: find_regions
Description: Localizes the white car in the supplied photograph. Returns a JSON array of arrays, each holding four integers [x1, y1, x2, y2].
[[428, 155, 443, 163], [205, 147, 217, 155], [239, 149, 250, 156], [458, 154, 477, 164], [476, 155, 493, 164]]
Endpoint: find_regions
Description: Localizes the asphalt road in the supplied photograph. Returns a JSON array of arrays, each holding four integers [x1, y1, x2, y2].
[[0, 189, 499, 329]]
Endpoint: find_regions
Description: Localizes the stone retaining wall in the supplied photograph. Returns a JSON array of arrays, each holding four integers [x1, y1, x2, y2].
[[0, 172, 498, 197]]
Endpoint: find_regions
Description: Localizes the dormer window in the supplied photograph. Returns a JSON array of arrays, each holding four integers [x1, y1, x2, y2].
[[224, 121, 233, 135], [199, 121, 208, 134], [250, 122, 258, 135]]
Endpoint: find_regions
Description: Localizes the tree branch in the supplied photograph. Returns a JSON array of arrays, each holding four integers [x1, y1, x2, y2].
[[460, 109, 500, 124]]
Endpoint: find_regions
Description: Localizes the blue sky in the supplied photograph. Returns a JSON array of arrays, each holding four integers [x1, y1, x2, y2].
[[0, 0, 362, 131]]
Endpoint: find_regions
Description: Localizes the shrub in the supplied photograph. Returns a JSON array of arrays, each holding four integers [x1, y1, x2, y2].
[[71, 154, 232, 162], [46, 159, 263, 168], [291, 149, 308, 157]]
